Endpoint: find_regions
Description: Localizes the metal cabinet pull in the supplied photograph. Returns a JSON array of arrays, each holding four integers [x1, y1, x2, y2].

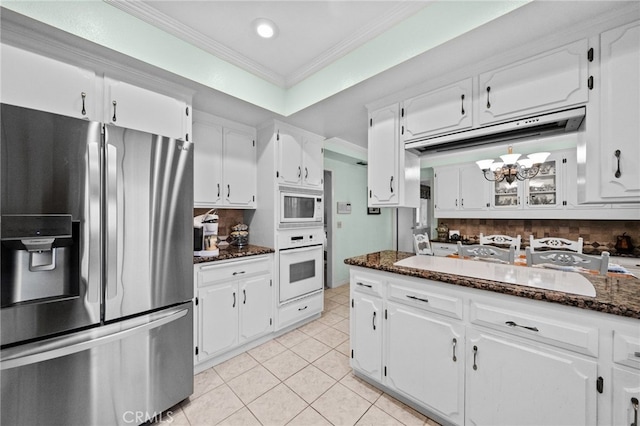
[[305, 167, 308, 179], [298, 166, 302, 178], [372, 311, 377, 330], [452, 338, 458, 362], [298, 305, 308, 311], [232, 271, 245, 276], [390, 176, 394, 193], [505, 320, 539, 332], [112, 100, 117, 122], [473, 345, 478, 370], [486, 86, 491, 109], [217, 183, 220, 197], [243, 289, 246, 304], [356, 282, 372, 288], [615, 150, 621, 178], [632, 397, 638, 426], [232, 292, 236, 308], [81, 92, 87, 116], [227, 184, 230, 198], [461, 94, 465, 115], [406, 295, 429, 303]]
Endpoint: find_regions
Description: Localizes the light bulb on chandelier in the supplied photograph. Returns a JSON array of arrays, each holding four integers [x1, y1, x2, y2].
[[476, 146, 550, 184]]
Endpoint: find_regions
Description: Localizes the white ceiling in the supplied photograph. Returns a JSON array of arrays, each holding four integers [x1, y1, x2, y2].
[[113, 1, 428, 88]]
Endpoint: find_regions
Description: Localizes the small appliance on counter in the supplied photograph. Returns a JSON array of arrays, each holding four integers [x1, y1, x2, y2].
[[194, 209, 219, 257]]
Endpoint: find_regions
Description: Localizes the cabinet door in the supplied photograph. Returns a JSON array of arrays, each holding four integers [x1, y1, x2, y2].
[[599, 21, 640, 200], [1, 44, 97, 120], [350, 292, 383, 381], [524, 156, 561, 210], [478, 39, 588, 125], [459, 164, 488, 211], [403, 78, 473, 140], [612, 367, 640, 426], [276, 130, 303, 185], [492, 180, 522, 209], [198, 282, 238, 360], [104, 77, 187, 140], [434, 166, 460, 212], [302, 137, 324, 189], [368, 105, 399, 205], [385, 302, 464, 423], [224, 127, 256, 207], [466, 329, 597, 426], [239, 274, 272, 343], [193, 120, 223, 206]]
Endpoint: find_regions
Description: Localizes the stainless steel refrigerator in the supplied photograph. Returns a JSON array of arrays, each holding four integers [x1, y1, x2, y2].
[[0, 104, 194, 425]]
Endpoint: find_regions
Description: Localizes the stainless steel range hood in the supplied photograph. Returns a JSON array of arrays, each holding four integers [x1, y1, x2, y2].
[[405, 106, 586, 153]]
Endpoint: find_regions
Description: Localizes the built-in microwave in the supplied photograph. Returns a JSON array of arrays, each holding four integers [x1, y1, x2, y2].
[[279, 188, 323, 226]]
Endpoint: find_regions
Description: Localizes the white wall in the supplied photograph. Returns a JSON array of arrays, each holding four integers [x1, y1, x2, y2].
[[324, 156, 394, 287]]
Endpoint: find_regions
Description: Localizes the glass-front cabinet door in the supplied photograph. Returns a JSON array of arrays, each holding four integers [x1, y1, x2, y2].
[[493, 180, 522, 209], [525, 157, 562, 209]]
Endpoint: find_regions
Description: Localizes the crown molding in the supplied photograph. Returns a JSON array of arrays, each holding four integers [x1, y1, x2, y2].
[[284, 2, 428, 88], [104, 0, 427, 89], [104, 0, 287, 87]]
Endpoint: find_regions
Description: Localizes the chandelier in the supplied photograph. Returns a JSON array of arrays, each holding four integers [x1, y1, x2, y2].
[[476, 146, 550, 184]]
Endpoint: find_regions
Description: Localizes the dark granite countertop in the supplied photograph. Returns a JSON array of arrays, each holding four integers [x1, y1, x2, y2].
[[345, 250, 640, 319], [194, 244, 274, 264]]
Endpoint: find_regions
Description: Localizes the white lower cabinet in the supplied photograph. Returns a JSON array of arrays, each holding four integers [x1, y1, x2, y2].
[[385, 301, 464, 424], [349, 266, 639, 426], [195, 256, 273, 365], [350, 291, 383, 382], [465, 328, 597, 426]]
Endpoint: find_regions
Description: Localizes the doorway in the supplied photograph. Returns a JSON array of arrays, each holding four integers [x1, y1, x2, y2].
[[323, 169, 333, 288]]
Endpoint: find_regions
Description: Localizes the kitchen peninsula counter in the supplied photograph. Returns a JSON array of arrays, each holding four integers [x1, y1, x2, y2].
[[345, 250, 640, 319], [194, 244, 274, 264]]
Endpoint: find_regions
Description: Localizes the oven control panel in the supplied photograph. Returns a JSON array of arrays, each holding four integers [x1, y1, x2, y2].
[[277, 227, 325, 249]]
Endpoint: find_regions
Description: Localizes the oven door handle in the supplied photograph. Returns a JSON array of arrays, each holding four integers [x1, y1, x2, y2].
[[279, 244, 323, 254]]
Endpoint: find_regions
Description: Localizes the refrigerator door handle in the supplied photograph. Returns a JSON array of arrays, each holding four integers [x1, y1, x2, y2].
[[105, 142, 118, 299], [87, 140, 102, 304], [1, 306, 188, 370]]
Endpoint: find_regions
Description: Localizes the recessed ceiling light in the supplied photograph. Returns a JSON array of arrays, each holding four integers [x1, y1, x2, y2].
[[253, 18, 278, 39]]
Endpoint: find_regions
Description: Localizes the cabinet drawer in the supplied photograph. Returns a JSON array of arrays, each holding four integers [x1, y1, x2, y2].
[[431, 243, 457, 257], [469, 301, 599, 357], [388, 280, 463, 320], [613, 330, 640, 370], [351, 271, 384, 297], [198, 256, 271, 286], [277, 291, 323, 330]]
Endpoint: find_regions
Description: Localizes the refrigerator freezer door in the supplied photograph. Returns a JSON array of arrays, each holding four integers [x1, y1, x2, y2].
[[1, 302, 193, 425], [0, 104, 102, 346], [103, 125, 193, 321]]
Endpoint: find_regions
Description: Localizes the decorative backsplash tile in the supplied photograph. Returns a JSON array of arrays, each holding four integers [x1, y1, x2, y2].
[[194, 208, 244, 238], [437, 218, 640, 256]]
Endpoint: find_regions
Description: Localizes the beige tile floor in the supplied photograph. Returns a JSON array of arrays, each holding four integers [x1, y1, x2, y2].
[[159, 284, 442, 426]]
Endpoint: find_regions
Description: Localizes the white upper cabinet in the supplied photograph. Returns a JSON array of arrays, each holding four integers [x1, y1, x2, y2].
[[276, 124, 324, 189], [1, 44, 98, 120], [598, 21, 640, 200], [368, 104, 419, 208], [434, 164, 488, 213], [193, 112, 256, 209], [104, 77, 189, 140], [403, 78, 473, 141], [478, 39, 589, 125]]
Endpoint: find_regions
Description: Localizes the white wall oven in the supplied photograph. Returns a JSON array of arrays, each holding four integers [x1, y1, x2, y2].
[[279, 186, 323, 228], [278, 228, 324, 303]]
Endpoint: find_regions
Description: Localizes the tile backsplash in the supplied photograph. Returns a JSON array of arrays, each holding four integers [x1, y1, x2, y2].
[[194, 208, 245, 238], [437, 218, 640, 256]]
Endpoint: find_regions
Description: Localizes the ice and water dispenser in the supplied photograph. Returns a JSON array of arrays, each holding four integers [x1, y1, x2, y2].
[[1, 214, 80, 307]]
